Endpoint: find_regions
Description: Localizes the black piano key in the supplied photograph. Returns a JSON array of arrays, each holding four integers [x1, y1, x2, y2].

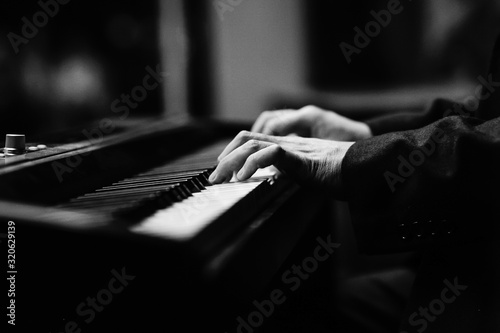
[[176, 183, 190, 199], [69, 174, 208, 209], [190, 178, 205, 191], [56, 138, 223, 219], [139, 162, 215, 175], [95, 180, 193, 194], [116, 171, 210, 189], [82, 183, 187, 198], [112, 187, 191, 219], [76, 186, 175, 199], [197, 172, 211, 186], [117, 170, 209, 184], [66, 192, 161, 207], [68, 184, 186, 209], [67, 188, 178, 214], [97, 177, 194, 191]]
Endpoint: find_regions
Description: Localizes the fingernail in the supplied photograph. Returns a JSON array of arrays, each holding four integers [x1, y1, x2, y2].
[[237, 169, 244, 180], [209, 171, 218, 183]]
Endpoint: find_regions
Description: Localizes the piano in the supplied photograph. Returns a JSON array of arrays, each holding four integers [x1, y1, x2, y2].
[[0, 119, 329, 332], [0, 1, 337, 330]]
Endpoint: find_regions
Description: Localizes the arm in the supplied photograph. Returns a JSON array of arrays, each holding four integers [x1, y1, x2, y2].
[[247, 99, 466, 141], [341, 34, 500, 253], [365, 98, 460, 135], [249, 105, 373, 141], [342, 115, 500, 254], [210, 114, 500, 254]]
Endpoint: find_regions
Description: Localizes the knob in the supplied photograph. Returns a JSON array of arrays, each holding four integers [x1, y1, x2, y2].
[[4, 134, 26, 155]]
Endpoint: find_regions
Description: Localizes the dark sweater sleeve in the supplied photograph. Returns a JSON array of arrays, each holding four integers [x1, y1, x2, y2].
[[341, 115, 500, 254], [365, 98, 463, 136]]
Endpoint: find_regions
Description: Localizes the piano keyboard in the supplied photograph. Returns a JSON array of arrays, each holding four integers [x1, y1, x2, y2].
[[57, 140, 289, 241]]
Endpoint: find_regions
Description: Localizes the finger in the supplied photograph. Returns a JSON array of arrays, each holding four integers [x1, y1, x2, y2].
[[261, 117, 282, 135], [211, 139, 274, 183], [236, 144, 284, 180], [251, 111, 276, 133], [217, 131, 278, 162], [235, 141, 304, 182], [261, 112, 304, 136], [251, 110, 293, 133]]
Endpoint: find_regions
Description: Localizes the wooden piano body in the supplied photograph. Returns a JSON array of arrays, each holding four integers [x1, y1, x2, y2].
[[0, 119, 329, 332]]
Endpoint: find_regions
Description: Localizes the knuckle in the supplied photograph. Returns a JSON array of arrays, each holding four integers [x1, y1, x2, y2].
[[300, 105, 320, 115], [275, 110, 289, 117], [237, 130, 251, 139], [246, 139, 260, 150], [301, 105, 315, 112]]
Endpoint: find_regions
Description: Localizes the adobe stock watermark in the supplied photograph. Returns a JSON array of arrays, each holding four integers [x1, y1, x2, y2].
[[226, 234, 340, 333], [401, 276, 467, 333], [384, 72, 500, 193], [50, 267, 135, 333], [213, 0, 245, 21], [339, 0, 404, 64], [51, 64, 166, 183], [7, 0, 72, 55], [383, 128, 447, 193]]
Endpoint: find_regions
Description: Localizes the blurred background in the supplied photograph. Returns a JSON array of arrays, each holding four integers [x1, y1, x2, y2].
[[1, 1, 500, 331], [211, 0, 500, 120], [0, 0, 160, 141], [1, 0, 500, 139]]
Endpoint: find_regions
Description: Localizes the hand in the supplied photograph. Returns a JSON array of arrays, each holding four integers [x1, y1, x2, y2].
[[209, 131, 354, 193], [251, 105, 372, 141]]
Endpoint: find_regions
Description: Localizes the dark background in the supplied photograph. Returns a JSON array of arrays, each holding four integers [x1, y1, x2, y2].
[[1, 0, 500, 140], [306, 0, 499, 89], [0, 1, 160, 139]]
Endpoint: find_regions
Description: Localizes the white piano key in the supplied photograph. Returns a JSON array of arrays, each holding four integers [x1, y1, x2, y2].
[[130, 167, 278, 240]]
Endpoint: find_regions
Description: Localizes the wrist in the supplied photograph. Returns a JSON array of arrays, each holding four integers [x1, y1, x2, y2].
[[332, 141, 355, 194]]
